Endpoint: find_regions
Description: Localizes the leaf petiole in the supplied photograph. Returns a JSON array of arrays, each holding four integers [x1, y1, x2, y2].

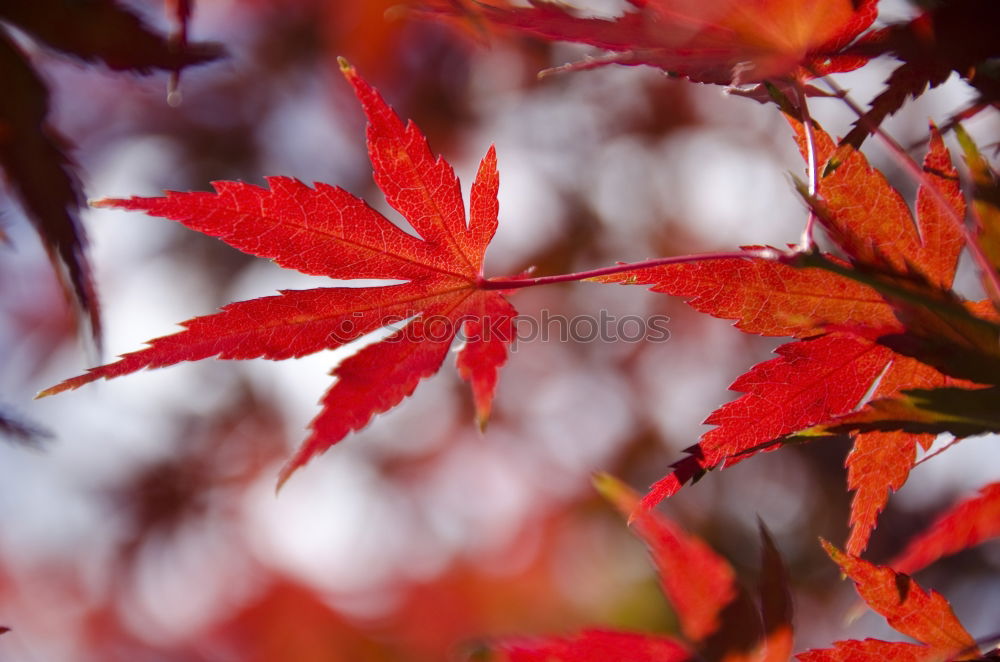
[[479, 248, 779, 290]]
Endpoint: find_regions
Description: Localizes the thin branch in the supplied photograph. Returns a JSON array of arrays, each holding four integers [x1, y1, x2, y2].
[[794, 75, 820, 251], [479, 247, 779, 290], [912, 435, 965, 469]]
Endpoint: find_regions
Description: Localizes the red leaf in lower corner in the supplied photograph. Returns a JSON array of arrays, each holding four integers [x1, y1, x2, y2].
[[890, 481, 1000, 576], [41, 61, 519, 486], [822, 541, 979, 659]]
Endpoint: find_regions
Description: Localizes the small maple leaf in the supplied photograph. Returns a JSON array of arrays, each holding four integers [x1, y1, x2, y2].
[[41, 60, 518, 486], [889, 481, 1000, 577], [807, 541, 981, 662], [421, 0, 877, 85]]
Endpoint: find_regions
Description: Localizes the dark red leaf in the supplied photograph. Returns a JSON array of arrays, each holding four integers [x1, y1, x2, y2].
[[838, 0, 1000, 151], [0, 32, 100, 343], [0, 0, 223, 73]]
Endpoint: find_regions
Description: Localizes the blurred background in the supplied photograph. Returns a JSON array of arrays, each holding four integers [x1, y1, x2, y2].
[[1, 0, 999, 660]]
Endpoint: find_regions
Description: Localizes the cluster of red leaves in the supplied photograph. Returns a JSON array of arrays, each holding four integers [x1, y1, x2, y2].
[[35, 1, 1000, 659], [594, 105, 1000, 558], [500, 476, 982, 662], [44, 46, 1000, 564]]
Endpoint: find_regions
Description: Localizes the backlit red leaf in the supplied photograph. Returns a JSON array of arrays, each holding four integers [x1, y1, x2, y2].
[[844, 356, 954, 556], [643, 333, 892, 506], [822, 541, 978, 659], [594, 254, 896, 339], [789, 113, 965, 289], [890, 481, 1000, 576], [42, 62, 518, 485]]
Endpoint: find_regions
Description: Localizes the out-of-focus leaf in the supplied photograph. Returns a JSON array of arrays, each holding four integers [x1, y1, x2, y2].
[[822, 541, 979, 659], [501, 628, 692, 662], [955, 124, 1000, 303], [420, 0, 877, 85], [0, 403, 50, 447], [0, 0, 223, 73], [596, 474, 736, 643], [890, 481, 1000, 576], [756, 523, 793, 662], [0, 32, 100, 343]]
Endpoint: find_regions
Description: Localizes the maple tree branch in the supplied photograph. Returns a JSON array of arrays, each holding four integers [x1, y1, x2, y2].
[[480, 248, 778, 290], [819, 75, 1000, 308]]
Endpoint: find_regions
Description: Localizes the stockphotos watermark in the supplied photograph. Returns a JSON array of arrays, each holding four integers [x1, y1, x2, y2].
[[331, 310, 671, 349]]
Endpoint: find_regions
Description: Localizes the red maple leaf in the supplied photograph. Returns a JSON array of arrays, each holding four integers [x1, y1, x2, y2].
[[597, 115, 976, 556], [805, 541, 980, 662], [421, 0, 876, 85], [41, 60, 517, 486], [889, 481, 1000, 576]]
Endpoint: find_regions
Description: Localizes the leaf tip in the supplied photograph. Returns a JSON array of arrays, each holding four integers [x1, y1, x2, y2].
[[475, 411, 489, 434], [36, 382, 70, 399], [275, 464, 295, 494], [593, 472, 641, 518]]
